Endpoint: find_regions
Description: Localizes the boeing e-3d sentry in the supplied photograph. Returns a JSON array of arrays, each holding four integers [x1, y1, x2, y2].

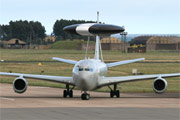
[[0, 17, 180, 100]]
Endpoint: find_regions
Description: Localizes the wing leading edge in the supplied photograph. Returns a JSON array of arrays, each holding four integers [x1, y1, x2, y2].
[[52, 57, 78, 65], [0, 72, 74, 85], [106, 58, 145, 67], [98, 73, 180, 87]]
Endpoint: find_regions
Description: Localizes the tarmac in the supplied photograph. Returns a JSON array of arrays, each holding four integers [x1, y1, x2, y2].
[[0, 83, 180, 120]]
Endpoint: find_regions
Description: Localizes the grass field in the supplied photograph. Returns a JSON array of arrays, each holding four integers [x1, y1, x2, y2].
[[0, 49, 179, 93]]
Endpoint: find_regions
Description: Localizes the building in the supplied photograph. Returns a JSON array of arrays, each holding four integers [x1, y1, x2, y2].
[[2, 38, 27, 49], [101, 37, 129, 51], [130, 36, 152, 46], [44, 36, 56, 43], [78, 37, 130, 51], [146, 36, 180, 51], [130, 36, 180, 51]]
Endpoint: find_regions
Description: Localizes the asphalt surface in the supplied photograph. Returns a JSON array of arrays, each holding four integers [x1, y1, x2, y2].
[[0, 84, 180, 120], [1, 107, 179, 120]]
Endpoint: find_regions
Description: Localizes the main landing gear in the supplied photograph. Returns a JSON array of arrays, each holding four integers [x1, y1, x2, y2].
[[63, 84, 74, 98], [81, 92, 90, 100], [108, 84, 120, 98]]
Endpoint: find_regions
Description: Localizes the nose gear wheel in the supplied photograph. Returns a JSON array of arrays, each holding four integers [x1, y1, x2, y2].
[[81, 92, 90, 100]]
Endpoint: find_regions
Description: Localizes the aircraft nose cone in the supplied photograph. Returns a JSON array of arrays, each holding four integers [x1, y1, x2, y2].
[[79, 73, 88, 81]]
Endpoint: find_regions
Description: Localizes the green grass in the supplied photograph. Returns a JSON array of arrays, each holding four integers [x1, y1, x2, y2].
[[0, 49, 179, 61], [51, 40, 94, 50], [0, 49, 180, 93], [51, 41, 79, 49]]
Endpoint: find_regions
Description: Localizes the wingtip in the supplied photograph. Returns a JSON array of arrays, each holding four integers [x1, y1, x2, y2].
[[139, 58, 145, 60]]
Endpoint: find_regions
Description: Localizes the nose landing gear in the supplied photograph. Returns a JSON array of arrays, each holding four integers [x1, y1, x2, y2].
[[81, 92, 90, 100], [63, 84, 74, 98], [108, 84, 120, 98]]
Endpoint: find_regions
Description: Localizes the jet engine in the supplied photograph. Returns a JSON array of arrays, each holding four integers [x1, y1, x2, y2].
[[153, 77, 167, 94], [13, 77, 28, 93]]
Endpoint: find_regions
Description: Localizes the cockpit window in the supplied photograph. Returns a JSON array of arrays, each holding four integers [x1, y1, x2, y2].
[[90, 68, 93, 72], [78, 67, 93, 72], [85, 68, 90, 71], [79, 68, 83, 71]]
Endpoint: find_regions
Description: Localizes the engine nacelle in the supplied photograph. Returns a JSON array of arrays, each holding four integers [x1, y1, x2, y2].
[[13, 77, 28, 94], [153, 77, 167, 94]]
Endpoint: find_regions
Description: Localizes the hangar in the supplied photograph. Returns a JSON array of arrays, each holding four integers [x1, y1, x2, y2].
[[101, 37, 129, 50], [146, 36, 180, 51], [1, 38, 27, 49], [78, 37, 130, 51]]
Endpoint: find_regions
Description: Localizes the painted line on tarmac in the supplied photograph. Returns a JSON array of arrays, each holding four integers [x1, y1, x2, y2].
[[0, 97, 15, 101], [32, 87, 50, 89]]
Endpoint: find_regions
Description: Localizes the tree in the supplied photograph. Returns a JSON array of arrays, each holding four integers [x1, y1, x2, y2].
[[0, 25, 10, 40], [0, 20, 46, 44], [53, 19, 95, 40]]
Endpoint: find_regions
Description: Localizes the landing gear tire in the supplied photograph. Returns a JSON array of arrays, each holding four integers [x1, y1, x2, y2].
[[63, 85, 74, 98], [63, 90, 67, 98], [69, 90, 73, 98], [81, 93, 90, 100], [110, 90, 120, 98], [81, 93, 85, 100], [110, 90, 114, 98], [85, 94, 90, 100], [116, 90, 120, 98], [109, 84, 120, 98]]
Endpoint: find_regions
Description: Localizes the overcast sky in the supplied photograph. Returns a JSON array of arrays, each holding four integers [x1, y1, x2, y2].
[[0, 0, 179, 34]]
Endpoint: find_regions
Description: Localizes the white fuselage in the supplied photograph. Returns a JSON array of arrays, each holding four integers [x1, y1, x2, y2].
[[72, 59, 107, 91]]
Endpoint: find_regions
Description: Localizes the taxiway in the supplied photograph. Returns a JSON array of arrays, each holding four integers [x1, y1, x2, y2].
[[0, 83, 179, 120]]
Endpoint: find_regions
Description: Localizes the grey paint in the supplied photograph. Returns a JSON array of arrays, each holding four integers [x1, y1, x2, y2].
[[1, 107, 179, 120]]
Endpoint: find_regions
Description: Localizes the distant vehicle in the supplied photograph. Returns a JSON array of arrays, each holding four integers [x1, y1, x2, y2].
[[0, 15, 180, 100]]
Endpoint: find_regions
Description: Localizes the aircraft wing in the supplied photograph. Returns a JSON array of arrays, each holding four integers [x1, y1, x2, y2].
[[106, 58, 145, 67], [0, 72, 74, 85], [98, 73, 180, 87], [52, 57, 78, 65]]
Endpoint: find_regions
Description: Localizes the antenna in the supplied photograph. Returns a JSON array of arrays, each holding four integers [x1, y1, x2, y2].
[[99, 38, 104, 62], [97, 11, 99, 23], [85, 36, 90, 59], [94, 11, 100, 60]]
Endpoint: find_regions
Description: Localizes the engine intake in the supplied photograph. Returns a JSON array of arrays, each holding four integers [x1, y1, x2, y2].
[[153, 78, 167, 94], [13, 77, 28, 94]]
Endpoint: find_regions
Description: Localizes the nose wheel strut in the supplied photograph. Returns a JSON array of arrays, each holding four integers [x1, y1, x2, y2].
[[63, 84, 74, 98], [108, 84, 120, 98]]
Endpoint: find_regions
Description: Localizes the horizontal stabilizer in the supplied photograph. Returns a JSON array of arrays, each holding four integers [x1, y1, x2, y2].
[[106, 58, 145, 67], [52, 57, 78, 65]]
